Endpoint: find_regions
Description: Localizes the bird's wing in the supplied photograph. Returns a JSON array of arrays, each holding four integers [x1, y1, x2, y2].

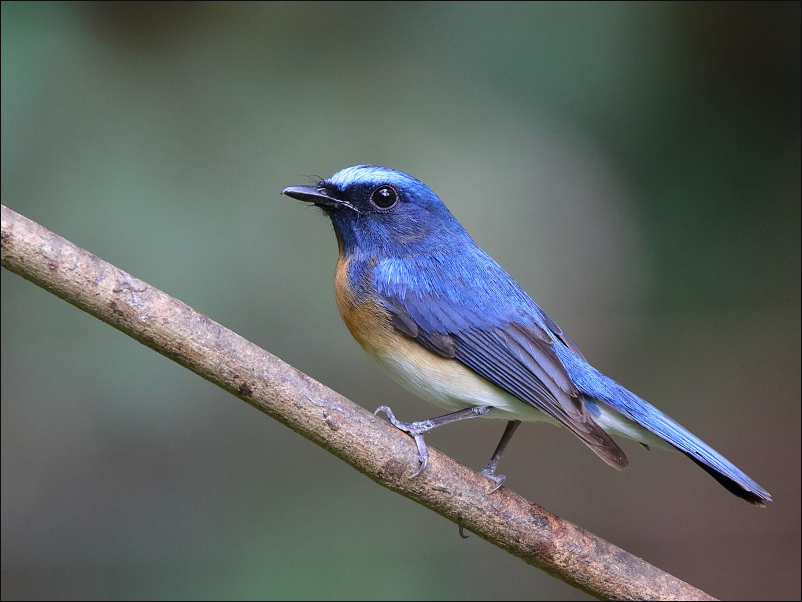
[[537, 309, 588, 363], [375, 257, 627, 470]]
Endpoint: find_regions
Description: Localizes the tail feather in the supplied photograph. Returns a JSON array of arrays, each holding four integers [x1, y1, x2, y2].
[[605, 384, 772, 505], [685, 453, 769, 506]]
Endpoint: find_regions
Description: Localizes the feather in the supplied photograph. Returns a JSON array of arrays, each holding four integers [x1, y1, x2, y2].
[[376, 264, 628, 470]]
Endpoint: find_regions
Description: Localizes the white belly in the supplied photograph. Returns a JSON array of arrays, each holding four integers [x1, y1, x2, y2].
[[365, 331, 669, 449], [365, 332, 555, 424]]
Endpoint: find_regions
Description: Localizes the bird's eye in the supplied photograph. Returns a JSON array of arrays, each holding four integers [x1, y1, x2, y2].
[[369, 185, 399, 211]]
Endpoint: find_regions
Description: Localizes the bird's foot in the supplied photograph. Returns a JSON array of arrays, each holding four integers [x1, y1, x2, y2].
[[480, 466, 507, 493], [374, 406, 431, 478]]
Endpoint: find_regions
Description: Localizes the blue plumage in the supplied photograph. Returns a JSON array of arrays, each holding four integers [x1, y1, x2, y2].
[[282, 165, 771, 505]]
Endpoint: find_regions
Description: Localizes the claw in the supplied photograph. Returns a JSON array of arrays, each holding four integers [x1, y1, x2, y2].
[[375, 405, 496, 482], [480, 467, 507, 493], [375, 405, 429, 478], [409, 434, 428, 478], [374, 405, 396, 423]]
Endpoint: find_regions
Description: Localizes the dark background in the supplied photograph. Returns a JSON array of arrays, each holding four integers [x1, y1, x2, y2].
[[2, 2, 799, 600]]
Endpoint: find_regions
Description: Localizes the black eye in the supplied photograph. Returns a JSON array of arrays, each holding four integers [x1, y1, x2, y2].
[[369, 185, 399, 211]]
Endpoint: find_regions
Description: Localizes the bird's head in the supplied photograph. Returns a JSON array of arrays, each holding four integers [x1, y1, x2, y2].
[[282, 165, 469, 256]]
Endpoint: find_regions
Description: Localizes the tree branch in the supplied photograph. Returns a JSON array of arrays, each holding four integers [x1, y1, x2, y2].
[[1, 204, 715, 601]]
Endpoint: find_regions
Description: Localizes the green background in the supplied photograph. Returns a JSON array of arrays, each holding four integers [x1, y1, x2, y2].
[[2, 2, 800, 600]]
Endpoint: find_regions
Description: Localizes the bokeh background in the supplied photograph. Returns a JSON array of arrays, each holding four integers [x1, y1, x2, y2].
[[2, 2, 800, 600]]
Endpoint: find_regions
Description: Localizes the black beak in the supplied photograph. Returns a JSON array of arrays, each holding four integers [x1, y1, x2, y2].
[[282, 185, 353, 211]]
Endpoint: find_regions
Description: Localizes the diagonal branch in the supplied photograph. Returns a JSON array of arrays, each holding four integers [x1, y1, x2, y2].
[[1, 204, 715, 601]]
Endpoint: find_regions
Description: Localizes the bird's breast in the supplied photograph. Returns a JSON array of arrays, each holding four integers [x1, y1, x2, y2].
[[333, 253, 547, 420], [335, 254, 393, 346]]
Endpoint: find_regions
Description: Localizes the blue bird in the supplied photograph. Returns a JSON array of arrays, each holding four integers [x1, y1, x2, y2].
[[282, 165, 771, 505]]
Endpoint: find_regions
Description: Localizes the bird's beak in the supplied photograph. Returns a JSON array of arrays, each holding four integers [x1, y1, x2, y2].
[[282, 185, 353, 211]]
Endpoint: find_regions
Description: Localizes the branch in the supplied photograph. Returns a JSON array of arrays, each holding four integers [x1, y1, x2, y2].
[[1, 204, 715, 601]]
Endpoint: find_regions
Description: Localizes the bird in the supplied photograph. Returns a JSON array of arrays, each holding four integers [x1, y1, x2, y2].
[[282, 165, 771, 506]]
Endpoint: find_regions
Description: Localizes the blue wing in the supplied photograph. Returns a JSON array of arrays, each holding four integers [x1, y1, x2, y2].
[[373, 253, 628, 469], [372, 249, 771, 504]]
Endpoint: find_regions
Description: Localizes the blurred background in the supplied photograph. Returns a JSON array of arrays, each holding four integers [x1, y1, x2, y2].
[[2, 2, 800, 600]]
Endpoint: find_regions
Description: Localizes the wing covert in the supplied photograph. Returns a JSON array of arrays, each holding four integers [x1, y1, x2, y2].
[[377, 286, 628, 469]]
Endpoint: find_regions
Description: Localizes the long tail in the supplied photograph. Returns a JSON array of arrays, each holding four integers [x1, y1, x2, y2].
[[603, 383, 772, 505]]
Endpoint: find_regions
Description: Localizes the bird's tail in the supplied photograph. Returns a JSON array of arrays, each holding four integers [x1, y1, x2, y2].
[[600, 382, 772, 506]]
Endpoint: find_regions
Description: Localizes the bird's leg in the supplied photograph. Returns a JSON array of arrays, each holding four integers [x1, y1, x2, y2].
[[480, 420, 522, 492], [374, 405, 492, 478]]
